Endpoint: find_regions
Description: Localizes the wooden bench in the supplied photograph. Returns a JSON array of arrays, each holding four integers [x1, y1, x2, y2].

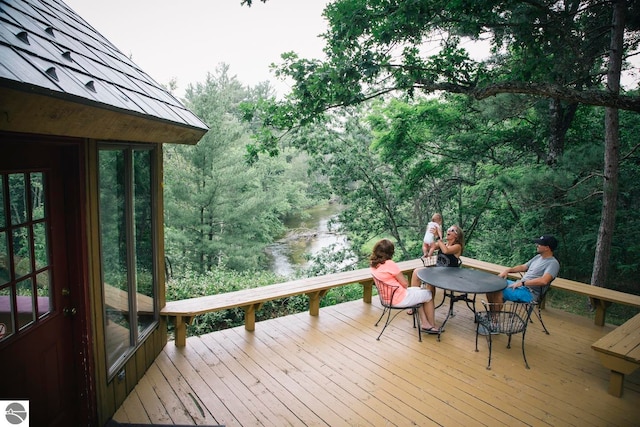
[[162, 255, 640, 349], [161, 259, 425, 347], [591, 312, 640, 397], [460, 256, 640, 326]]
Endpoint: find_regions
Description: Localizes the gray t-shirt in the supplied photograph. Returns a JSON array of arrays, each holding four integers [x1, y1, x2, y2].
[[522, 254, 560, 298]]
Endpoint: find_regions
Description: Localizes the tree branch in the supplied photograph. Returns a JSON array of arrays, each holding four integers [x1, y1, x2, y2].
[[411, 81, 640, 112]]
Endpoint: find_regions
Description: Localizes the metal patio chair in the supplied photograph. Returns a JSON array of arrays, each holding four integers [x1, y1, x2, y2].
[[475, 300, 536, 369], [530, 282, 552, 334], [372, 277, 422, 342]]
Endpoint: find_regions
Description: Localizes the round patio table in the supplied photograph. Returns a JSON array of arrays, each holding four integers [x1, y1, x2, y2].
[[416, 266, 507, 340]]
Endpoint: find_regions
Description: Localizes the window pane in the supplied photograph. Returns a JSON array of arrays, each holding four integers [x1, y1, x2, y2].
[[32, 222, 49, 270], [0, 231, 8, 286], [0, 286, 15, 341], [13, 226, 31, 279], [99, 149, 131, 367], [16, 278, 34, 330], [133, 150, 155, 334], [9, 174, 26, 225], [30, 172, 45, 221], [0, 178, 5, 228], [36, 271, 51, 318], [0, 171, 51, 338], [99, 146, 158, 375]]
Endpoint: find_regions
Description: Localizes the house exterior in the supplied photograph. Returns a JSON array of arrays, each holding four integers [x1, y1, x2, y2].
[[0, 0, 208, 425]]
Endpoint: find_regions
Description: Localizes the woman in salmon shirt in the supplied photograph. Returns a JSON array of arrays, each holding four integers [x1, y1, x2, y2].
[[370, 239, 441, 334]]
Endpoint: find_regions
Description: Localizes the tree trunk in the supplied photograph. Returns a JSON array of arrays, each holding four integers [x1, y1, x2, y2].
[[547, 99, 578, 166], [591, 0, 625, 289]]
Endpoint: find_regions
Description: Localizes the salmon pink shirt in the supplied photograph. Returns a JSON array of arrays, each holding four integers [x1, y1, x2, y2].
[[370, 259, 406, 305]]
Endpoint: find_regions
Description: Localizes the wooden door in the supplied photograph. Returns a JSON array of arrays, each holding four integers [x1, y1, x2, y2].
[[0, 138, 88, 426]]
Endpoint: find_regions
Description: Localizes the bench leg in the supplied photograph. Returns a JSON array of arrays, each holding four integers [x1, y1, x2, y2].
[[590, 298, 610, 326], [362, 281, 373, 304], [174, 315, 189, 347], [594, 351, 639, 397], [308, 290, 328, 316], [244, 303, 262, 331], [608, 371, 625, 397]]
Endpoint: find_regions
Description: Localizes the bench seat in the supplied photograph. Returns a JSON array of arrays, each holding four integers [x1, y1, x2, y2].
[[161, 259, 425, 346], [591, 312, 640, 397]]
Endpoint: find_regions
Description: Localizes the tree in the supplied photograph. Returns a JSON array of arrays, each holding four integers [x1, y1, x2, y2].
[[164, 65, 316, 274], [591, 0, 625, 289], [242, 0, 640, 290]]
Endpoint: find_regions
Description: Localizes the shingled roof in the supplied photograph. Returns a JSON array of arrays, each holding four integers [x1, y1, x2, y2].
[[0, 0, 208, 144]]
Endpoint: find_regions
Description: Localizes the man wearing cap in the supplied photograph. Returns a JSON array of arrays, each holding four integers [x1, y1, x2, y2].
[[487, 234, 560, 305]]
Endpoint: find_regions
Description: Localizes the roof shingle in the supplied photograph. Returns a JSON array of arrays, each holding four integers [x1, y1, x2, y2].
[[0, 0, 208, 138]]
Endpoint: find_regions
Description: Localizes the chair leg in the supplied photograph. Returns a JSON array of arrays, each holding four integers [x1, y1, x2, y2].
[[521, 330, 530, 369], [413, 308, 422, 342], [376, 307, 393, 340], [375, 307, 388, 328], [376, 307, 417, 341], [535, 308, 550, 335]]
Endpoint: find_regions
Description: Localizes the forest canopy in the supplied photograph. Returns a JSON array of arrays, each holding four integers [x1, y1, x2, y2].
[[235, 0, 639, 292], [165, 2, 639, 299]]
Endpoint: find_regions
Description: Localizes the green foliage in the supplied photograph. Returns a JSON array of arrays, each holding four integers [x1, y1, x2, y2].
[[163, 65, 320, 275], [245, 0, 639, 157]]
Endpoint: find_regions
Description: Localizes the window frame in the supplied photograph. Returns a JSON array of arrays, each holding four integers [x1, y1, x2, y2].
[[97, 143, 159, 380]]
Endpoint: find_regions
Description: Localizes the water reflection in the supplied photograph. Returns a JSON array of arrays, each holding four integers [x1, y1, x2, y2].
[[266, 205, 352, 277]]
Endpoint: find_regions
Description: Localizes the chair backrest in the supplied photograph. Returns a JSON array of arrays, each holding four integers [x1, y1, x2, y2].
[[436, 252, 461, 267], [479, 300, 534, 334], [372, 276, 400, 308], [512, 272, 554, 305], [533, 277, 555, 304]]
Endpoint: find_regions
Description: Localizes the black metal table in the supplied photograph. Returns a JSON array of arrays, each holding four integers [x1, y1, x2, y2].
[[416, 266, 507, 339]]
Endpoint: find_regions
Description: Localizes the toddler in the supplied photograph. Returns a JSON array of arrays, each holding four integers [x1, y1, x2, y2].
[[422, 213, 443, 257]]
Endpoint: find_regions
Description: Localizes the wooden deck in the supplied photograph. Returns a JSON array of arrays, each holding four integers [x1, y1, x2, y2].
[[112, 297, 640, 426]]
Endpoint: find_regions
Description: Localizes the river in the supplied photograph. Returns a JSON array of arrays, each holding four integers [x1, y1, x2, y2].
[[266, 204, 353, 277]]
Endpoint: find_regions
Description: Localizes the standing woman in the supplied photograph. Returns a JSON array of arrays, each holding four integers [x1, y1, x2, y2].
[[370, 239, 441, 334], [410, 224, 465, 303]]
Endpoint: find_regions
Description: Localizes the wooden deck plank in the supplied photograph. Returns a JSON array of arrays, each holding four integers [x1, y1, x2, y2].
[[313, 303, 568, 427], [113, 299, 640, 426], [216, 327, 360, 426], [188, 337, 274, 426], [114, 390, 149, 424], [143, 361, 194, 424], [132, 367, 173, 424], [255, 315, 430, 426], [199, 331, 326, 426], [220, 326, 369, 426], [267, 307, 478, 426], [161, 344, 241, 426], [153, 351, 219, 425]]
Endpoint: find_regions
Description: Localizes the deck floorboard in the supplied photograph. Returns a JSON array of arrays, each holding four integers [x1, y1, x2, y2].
[[113, 298, 640, 426]]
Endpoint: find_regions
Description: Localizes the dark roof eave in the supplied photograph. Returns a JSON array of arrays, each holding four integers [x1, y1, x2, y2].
[[0, 84, 208, 145]]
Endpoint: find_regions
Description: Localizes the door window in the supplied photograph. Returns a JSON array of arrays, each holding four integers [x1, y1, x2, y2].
[[0, 172, 52, 342]]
